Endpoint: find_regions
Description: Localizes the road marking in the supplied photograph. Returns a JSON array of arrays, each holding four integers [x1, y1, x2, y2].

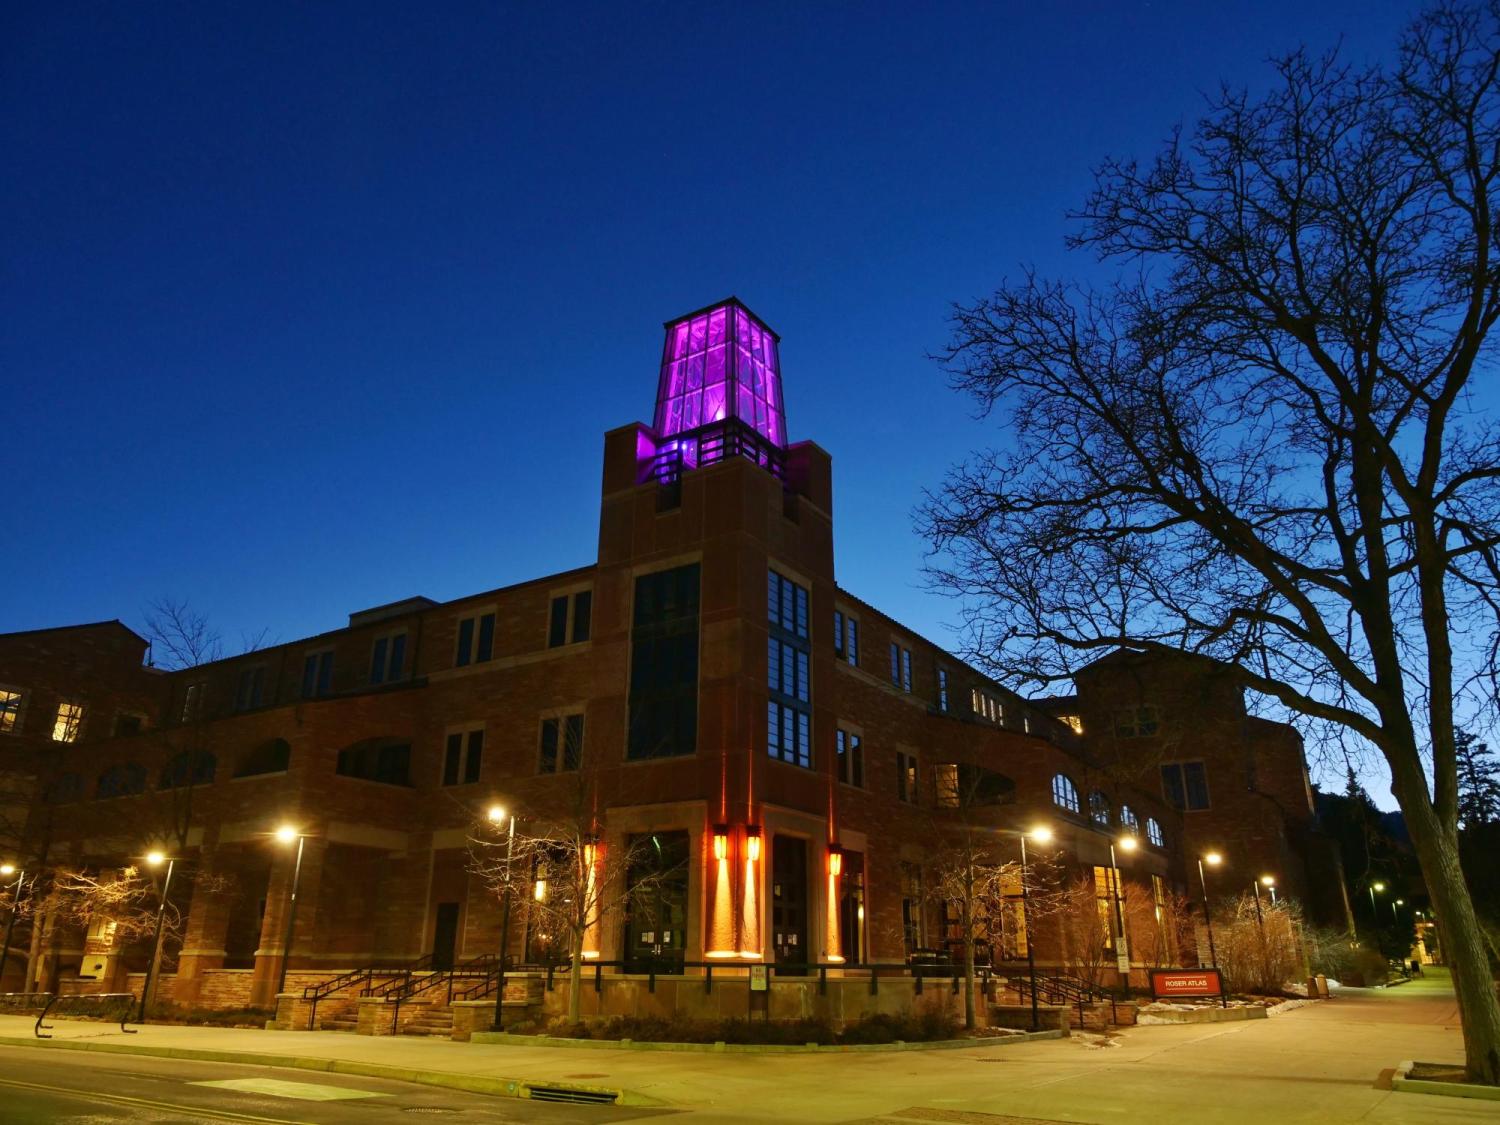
[[0, 1075, 312, 1123], [194, 1077, 390, 1101]]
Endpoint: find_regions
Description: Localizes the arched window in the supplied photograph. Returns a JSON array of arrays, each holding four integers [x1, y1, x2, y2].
[[1088, 790, 1111, 827], [1146, 817, 1165, 848], [160, 750, 216, 790], [1051, 773, 1080, 814], [1120, 805, 1140, 834], [235, 738, 291, 778], [96, 764, 146, 799]]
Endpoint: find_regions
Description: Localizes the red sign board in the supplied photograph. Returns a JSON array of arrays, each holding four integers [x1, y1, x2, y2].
[[1150, 969, 1223, 999]]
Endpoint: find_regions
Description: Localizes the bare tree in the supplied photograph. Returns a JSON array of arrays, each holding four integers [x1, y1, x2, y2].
[[924, 3, 1500, 1080], [1124, 883, 1196, 969]]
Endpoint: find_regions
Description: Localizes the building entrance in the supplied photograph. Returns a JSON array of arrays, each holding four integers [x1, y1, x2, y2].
[[772, 836, 808, 965], [623, 830, 689, 972], [431, 902, 459, 970]]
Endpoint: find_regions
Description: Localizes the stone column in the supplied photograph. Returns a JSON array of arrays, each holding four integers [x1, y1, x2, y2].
[[250, 836, 328, 1008]]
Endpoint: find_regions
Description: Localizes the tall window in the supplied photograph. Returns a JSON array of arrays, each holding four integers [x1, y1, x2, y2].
[[937, 668, 949, 712], [442, 727, 484, 786], [539, 713, 584, 773], [1093, 866, 1119, 950], [1146, 817, 1165, 847], [768, 569, 812, 768], [896, 750, 919, 804], [370, 631, 407, 685], [833, 610, 858, 665], [972, 688, 1003, 724], [549, 590, 593, 648], [455, 612, 496, 667], [900, 862, 923, 955], [836, 728, 863, 787], [1120, 805, 1140, 835], [1161, 761, 1211, 810], [0, 687, 23, 734], [52, 702, 84, 743], [1051, 773, 1080, 813], [889, 643, 912, 692], [181, 682, 204, 723], [301, 650, 333, 699], [628, 564, 700, 759], [1089, 790, 1111, 827], [235, 665, 266, 712]]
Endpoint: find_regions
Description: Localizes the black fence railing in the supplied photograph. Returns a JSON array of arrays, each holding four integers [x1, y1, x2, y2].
[[640, 418, 787, 486], [540, 958, 998, 1000]]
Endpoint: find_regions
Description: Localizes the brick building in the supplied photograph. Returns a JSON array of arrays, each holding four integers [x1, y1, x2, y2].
[[0, 298, 1345, 1021]]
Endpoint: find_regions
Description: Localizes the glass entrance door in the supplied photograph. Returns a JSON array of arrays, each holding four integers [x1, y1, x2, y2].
[[772, 836, 808, 966], [623, 831, 689, 972]]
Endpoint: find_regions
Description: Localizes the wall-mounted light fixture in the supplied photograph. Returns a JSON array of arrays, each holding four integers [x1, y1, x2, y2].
[[828, 845, 844, 877], [745, 826, 762, 863], [712, 824, 729, 861]]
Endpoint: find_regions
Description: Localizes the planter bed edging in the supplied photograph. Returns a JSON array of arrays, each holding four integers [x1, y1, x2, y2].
[[1392, 1059, 1500, 1101], [468, 1028, 1067, 1053]]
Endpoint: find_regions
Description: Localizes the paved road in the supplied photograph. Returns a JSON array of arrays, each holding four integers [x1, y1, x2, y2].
[[0, 1044, 669, 1123]]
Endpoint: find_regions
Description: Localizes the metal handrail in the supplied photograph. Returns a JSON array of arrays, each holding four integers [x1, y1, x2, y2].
[[301, 959, 421, 1030], [382, 954, 497, 1033], [35, 992, 137, 1039], [362, 953, 437, 999]]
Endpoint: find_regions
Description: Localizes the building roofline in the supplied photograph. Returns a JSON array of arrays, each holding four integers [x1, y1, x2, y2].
[[0, 619, 149, 646]]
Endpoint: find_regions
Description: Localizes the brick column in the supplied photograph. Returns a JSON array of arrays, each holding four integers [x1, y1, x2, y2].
[[173, 840, 232, 1005], [250, 836, 328, 1008]]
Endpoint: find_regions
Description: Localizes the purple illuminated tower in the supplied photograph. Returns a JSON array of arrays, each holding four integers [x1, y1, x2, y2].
[[651, 298, 787, 466]]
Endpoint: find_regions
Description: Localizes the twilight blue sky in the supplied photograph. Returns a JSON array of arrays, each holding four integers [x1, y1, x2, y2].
[[3, 1, 1421, 796]]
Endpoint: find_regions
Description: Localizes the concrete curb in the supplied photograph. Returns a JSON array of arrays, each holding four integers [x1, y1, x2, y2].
[[0, 1034, 660, 1108], [469, 1028, 1068, 1053], [1136, 1006, 1270, 1025], [1392, 1059, 1500, 1101]]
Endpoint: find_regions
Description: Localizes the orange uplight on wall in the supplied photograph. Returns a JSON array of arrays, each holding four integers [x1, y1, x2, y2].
[[828, 845, 843, 877], [745, 827, 762, 863], [712, 824, 729, 861]]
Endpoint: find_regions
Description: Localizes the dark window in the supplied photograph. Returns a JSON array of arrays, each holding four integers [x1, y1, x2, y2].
[[181, 682, 204, 722], [160, 750, 215, 789], [1089, 790, 1111, 827], [900, 862, 923, 955], [1161, 761, 1211, 810], [935, 763, 1016, 809], [1115, 705, 1160, 738], [836, 729, 863, 787], [539, 714, 584, 773], [96, 764, 147, 799], [337, 739, 411, 786], [456, 613, 495, 667], [834, 610, 858, 662], [114, 713, 143, 737], [442, 729, 484, 786], [572, 591, 592, 643], [549, 591, 592, 648], [371, 633, 406, 684], [889, 643, 912, 691], [548, 597, 569, 648], [767, 570, 812, 768], [897, 751, 919, 804], [771, 835, 808, 965], [834, 610, 845, 658], [627, 565, 700, 759], [937, 668, 949, 712], [49, 772, 82, 803], [301, 651, 333, 698], [235, 738, 291, 778], [235, 665, 266, 712], [456, 618, 475, 666]]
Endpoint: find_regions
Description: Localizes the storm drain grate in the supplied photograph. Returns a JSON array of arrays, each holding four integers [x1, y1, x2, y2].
[[526, 1084, 619, 1105], [401, 1108, 462, 1115]]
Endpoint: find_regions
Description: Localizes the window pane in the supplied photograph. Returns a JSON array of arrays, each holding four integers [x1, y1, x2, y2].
[[564, 714, 584, 770], [443, 733, 462, 786], [456, 618, 475, 667], [1184, 762, 1210, 809], [549, 596, 569, 648], [1161, 764, 1187, 810], [572, 592, 592, 643], [464, 730, 484, 784], [539, 718, 559, 773], [477, 614, 495, 662]]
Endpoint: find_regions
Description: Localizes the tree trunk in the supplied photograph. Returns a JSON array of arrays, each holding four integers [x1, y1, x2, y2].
[[963, 936, 977, 1030], [1401, 785, 1500, 1083], [567, 934, 584, 1026]]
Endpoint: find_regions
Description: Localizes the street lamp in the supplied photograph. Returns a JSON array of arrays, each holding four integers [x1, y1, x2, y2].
[[1109, 835, 1136, 977], [488, 804, 516, 1031], [1197, 852, 1223, 974], [1260, 874, 1277, 906], [273, 825, 307, 997], [0, 863, 25, 993], [1368, 880, 1385, 920], [1019, 825, 1053, 1032], [138, 851, 176, 1022], [1392, 898, 1404, 924]]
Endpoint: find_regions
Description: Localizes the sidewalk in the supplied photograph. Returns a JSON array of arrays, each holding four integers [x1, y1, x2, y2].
[[0, 970, 1485, 1122]]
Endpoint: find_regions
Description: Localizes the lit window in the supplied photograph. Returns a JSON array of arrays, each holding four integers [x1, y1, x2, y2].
[[1161, 761, 1211, 810], [937, 668, 949, 712], [548, 590, 592, 649], [1115, 705, 1160, 738], [1058, 714, 1084, 734], [370, 631, 407, 685], [768, 570, 812, 768], [834, 610, 860, 665], [456, 611, 496, 666], [889, 643, 912, 692], [1051, 773, 1080, 814], [538, 713, 584, 773], [896, 751, 919, 804], [1146, 817, 1165, 848], [52, 702, 84, 743], [1120, 805, 1140, 835], [1089, 790, 1111, 827], [0, 687, 24, 734], [836, 728, 863, 787], [443, 727, 485, 786]]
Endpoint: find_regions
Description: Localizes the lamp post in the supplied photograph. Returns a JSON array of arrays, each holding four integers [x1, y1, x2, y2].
[[1368, 880, 1385, 920], [1261, 874, 1277, 906], [1196, 852, 1223, 971], [1251, 877, 1266, 931], [0, 863, 24, 993], [1393, 898, 1403, 924], [1018, 825, 1053, 1032], [274, 825, 307, 998], [1109, 835, 1136, 977], [488, 805, 516, 1031], [139, 851, 175, 1022]]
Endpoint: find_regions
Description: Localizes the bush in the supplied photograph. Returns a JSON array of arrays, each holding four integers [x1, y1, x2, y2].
[[146, 1001, 273, 1027], [547, 1009, 959, 1045]]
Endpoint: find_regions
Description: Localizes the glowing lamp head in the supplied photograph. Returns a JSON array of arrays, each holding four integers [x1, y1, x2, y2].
[[1117, 835, 1138, 853], [745, 827, 762, 863], [274, 825, 299, 845], [827, 846, 843, 877], [712, 825, 729, 861], [533, 878, 547, 902], [1260, 875, 1276, 887], [1202, 851, 1223, 867], [1028, 826, 1054, 844], [145, 851, 166, 867], [1372, 881, 1386, 892], [487, 805, 507, 825], [1395, 899, 1405, 906], [0, 864, 13, 877]]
